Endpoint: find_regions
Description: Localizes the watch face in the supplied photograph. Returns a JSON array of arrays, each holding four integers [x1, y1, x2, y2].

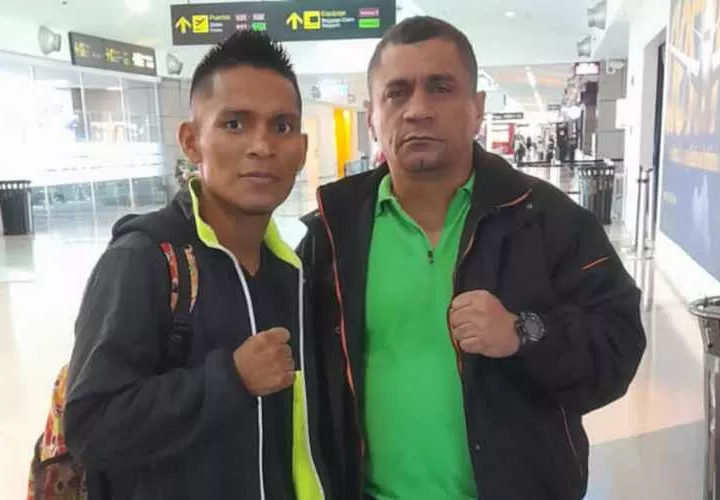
[[521, 312, 546, 342]]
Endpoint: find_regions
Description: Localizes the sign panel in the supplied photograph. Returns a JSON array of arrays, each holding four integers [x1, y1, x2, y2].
[[492, 112, 524, 121], [574, 62, 600, 76], [661, 0, 720, 281], [547, 104, 562, 112], [69, 32, 156, 76], [170, 1, 396, 45]]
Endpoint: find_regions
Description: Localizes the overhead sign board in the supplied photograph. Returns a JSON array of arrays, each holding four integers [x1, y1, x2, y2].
[[574, 61, 601, 76], [170, 1, 396, 45], [492, 112, 524, 121], [69, 32, 156, 76]]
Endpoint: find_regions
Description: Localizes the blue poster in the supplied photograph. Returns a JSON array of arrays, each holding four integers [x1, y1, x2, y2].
[[662, 0, 720, 281]]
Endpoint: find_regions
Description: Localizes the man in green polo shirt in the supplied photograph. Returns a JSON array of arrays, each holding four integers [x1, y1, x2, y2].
[[301, 16, 645, 500]]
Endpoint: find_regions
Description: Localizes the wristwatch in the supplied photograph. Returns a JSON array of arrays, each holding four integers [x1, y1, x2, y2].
[[515, 312, 547, 347]]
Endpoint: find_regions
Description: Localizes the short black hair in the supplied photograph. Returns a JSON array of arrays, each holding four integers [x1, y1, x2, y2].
[[367, 16, 478, 92], [190, 30, 302, 113]]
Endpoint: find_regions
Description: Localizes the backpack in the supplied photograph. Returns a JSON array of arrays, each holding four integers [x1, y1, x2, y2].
[[27, 241, 199, 500]]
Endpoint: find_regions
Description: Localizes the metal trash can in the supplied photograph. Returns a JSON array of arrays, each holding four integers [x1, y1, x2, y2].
[[577, 165, 615, 225], [0, 180, 33, 236], [689, 296, 720, 500]]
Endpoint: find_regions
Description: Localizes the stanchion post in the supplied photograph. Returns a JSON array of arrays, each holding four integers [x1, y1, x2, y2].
[[689, 298, 720, 500], [635, 169, 649, 258]]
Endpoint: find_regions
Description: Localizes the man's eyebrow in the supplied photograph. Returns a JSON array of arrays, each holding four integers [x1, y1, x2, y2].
[[384, 77, 413, 88], [217, 109, 252, 118], [427, 73, 459, 83], [217, 109, 300, 120], [274, 111, 301, 121]]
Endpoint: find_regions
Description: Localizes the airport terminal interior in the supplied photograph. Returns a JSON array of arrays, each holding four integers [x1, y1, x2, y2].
[[2, 0, 720, 498]]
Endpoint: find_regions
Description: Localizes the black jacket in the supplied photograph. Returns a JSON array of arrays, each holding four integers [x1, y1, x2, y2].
[[298, 146, 646, 500], [65, 189, 327, 499]]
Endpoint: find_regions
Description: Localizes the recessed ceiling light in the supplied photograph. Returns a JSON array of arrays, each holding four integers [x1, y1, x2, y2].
[[125, 0, 150, 15], [505, 11, 517, 19]]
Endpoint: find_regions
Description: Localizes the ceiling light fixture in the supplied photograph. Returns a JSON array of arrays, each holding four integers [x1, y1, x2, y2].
[[588, 0, 608, 30], [166, 53, 184, 75], [526, 68, 537, 89], [38, 26, 62, 55], [534, 90, 544, 110], [125, 0, 150, 15], [505, 11, 517, 18], [577, 36, 593, 58]]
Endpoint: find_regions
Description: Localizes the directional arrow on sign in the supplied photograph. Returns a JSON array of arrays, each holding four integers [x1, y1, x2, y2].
[[175, 16, 192, 34], [286, 12, 303, 31]]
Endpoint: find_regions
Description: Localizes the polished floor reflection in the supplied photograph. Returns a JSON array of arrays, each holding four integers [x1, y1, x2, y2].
[[0, 186, 707, 499]]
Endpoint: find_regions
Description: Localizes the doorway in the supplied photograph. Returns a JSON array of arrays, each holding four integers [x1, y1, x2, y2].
[[650, 41, 666, 242]]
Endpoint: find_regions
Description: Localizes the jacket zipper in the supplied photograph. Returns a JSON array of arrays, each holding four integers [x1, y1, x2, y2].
[[316, 193, 366, 488], [297, 265, 326, 499], [214, 246, 266, 500], [559, 405, 584, 480], [316, 196, 358, 402], [450, 190, 532, 373], [450, 230, 478, 373]]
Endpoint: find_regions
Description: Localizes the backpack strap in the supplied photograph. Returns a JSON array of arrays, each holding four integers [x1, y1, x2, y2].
[[159, 243, 198, 371]]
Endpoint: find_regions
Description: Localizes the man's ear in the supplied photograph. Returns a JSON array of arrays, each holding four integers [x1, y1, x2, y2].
[[365, 100, 378, 142], [474, 91, 487, 135], [178, 120, 202, 166]]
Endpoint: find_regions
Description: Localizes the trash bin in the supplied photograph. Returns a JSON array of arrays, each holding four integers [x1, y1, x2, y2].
[[689, 296, 720, 500], [0, 180, 33, 236], [577, 165, 615, 225]]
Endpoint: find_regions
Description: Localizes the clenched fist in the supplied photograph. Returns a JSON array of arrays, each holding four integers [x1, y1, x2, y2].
[[449, 290, 520, 358], [233, 327, 295, 397]]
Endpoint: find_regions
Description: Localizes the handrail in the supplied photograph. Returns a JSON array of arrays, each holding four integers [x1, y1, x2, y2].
[[689, 297, 720, 320], [516, 158, 624, 169]]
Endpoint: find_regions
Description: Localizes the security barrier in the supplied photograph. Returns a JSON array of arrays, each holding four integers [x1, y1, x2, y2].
[[0, 180, 33, 236], [689, 297, 720, 500]]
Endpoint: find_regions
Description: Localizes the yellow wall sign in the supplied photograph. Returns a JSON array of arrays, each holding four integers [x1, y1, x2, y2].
[[285, 10, 321, 31], [171, 1, 394, 45], [192, 15, 210, 34], [304, 11, 321, 30]]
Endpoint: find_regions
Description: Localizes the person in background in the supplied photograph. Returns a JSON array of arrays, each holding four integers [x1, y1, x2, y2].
[[547, 135, 556, 162], [300, 16, 645, 500], [514, 135, 526, 164], [525, 136, 534, 161], [64, 31, 327, 499]]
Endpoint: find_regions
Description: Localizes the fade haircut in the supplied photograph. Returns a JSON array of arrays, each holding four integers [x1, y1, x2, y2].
[[367, 16, 478, 94], [190, 30, 302, 113]]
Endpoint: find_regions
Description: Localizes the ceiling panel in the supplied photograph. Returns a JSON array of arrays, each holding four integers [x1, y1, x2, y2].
[[486, 64, 573, 112], [0, 0, 624, 78]]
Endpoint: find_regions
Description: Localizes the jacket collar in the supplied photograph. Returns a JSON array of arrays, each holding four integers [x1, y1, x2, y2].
[[176, 178, 301, 269], [317, 143, 532, 225]]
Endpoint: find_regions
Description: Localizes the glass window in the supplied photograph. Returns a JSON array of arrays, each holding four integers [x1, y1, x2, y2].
[[95, 179, 131, 208], [123, 79, 160, 143], [33, 66, 84, 143], [82, 73, 124, 143], [132, 176, 170, 207], [0, 60, 32, 180]]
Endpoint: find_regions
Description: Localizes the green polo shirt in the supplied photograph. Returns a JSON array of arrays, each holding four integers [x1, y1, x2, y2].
[[364, 173, 477, 500]]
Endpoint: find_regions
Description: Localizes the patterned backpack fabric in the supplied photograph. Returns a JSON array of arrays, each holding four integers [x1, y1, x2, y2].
[[27, 243, 198, 500]]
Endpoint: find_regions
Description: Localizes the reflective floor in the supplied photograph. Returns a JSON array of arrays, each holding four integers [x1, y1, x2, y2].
[[0, 183, 707, 499]]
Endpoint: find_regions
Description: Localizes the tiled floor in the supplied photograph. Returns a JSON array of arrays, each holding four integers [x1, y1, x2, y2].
[[0, 182, 708, 499]]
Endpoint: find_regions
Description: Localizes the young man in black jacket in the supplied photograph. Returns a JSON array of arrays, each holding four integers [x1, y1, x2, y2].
[[299, 17, 646, 500], [65, 32, 326, 499]]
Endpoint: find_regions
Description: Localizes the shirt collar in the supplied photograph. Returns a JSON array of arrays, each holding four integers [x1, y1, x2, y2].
[[376, 171, 476, 215], [187, 177, 301, 269]]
